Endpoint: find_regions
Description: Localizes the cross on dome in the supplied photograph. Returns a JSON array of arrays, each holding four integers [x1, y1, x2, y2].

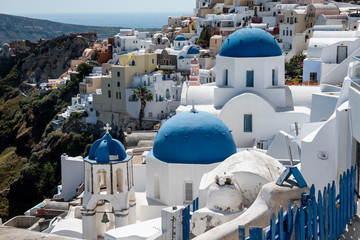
[[104, 123, 112, 134]]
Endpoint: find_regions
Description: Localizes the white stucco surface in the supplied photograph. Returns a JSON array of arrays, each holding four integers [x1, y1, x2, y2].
[[104, 217, 161, 240], [59, 156, 84, 201], [49, 218, 83, 239], [199, 150, 285, 208]]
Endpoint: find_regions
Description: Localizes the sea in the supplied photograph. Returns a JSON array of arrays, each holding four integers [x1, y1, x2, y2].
[[18, 12, 193, 29]]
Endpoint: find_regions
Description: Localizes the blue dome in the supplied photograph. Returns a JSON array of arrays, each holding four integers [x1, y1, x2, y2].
[[187, 46, 199, 55], [175, 35, 186, 41], [88, 134, 128, 163], [153, 111, 236, 164], [219, 28, 282, 58]]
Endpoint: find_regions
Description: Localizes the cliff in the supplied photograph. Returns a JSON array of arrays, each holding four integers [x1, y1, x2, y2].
[[0, 33, 124, 220]]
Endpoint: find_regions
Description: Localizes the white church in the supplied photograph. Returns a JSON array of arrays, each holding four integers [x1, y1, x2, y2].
[[19, 27, 360, 239], [179, 27, 313, 148]]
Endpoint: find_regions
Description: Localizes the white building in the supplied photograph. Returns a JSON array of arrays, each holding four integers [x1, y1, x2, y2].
[[126, 72, 182, 121], [199, 69, 216, 84], [112, 30, 152, 62], [196, 13, 252, 37], [146, 110, 237, 206], [179, 27, 311, 149], [303, 25, 360, 84]]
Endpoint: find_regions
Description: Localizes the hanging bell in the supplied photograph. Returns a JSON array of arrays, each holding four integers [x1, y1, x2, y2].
[[101, 212, 110, 223]]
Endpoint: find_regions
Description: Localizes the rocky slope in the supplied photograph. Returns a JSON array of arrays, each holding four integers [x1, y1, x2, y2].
[[0, 33, 124, 220], [2, 33, 93, 89]]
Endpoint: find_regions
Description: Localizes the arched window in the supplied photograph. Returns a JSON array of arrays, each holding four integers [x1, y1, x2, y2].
[[154, 174, 160, 199], [116, 168, 123, 193], [166, 89, 170, 99], [132, 60, 136, 66], [97, 169, 107, 193]]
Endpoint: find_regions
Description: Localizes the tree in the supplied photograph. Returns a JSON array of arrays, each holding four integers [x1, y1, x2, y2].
[[76, 63, 93, 80], [133, 86, 153, 130]]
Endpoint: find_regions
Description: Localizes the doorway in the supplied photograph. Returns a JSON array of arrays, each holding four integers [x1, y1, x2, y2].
[[337, 46, 348, 64]]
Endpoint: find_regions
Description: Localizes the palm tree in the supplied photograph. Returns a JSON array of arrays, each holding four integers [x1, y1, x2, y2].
[[133, 86, 153, 130]]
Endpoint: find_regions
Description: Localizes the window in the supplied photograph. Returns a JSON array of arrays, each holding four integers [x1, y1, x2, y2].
[[244, 114, 253, 132], [283, 30, 285, 36], [90, 108, 93, 112], [224, 69, 228, 86], [119, 92, 121, 99], [184, 181, 193, 203], [148, 112, 153, 118], [286, 30, 289, 36], [290, 30, 292, 36], [310, 72, 317, 81], [294, 17, 297, 23], [117, 72, 120, 77], [108, 90, 111, 98], [272, 69, 277, 86], [108, 84, 110, 87], [287, 17, 289, 23], [246, 70, 254, 87], [117, 82, 120, 87], [116, 92, 118, 99], [129, 94, 137, 102], [152, 59, 154, 64]]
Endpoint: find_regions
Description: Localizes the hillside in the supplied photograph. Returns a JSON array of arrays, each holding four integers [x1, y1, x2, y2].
[[0, 13, 160, 45], [0, 33, 124, 219]]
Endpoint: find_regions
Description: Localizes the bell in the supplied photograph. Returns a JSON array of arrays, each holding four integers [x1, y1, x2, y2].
[[101, 212, 110, 223]]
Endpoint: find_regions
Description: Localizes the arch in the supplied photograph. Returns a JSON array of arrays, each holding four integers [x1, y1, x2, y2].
[[154, 173, 160, 199], [116, 168, 123, 193], [97, 169, 107, 193], [132, 60, 136, 66]]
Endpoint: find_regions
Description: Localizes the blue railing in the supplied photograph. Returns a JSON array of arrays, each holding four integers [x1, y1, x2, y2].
[[239, 166, 357, 240], [183, 197, 200, 240]]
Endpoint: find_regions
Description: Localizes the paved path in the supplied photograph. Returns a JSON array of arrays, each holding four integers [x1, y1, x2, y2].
[[340, 215, 360, 239]]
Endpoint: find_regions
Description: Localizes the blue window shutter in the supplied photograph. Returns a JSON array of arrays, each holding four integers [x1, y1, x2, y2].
[[244, 114, 252, 132], [246, 71, 254, 87]]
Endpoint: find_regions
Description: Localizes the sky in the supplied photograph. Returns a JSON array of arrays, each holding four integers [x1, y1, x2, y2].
[[0, 0, 195, 14]]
